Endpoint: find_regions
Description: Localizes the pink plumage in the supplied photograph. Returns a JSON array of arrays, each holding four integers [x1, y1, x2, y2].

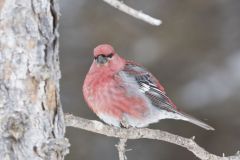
[[83, 44, 214, 130]]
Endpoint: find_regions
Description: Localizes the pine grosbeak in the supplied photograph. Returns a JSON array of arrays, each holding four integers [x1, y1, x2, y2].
[[83, 44, 214, 130]]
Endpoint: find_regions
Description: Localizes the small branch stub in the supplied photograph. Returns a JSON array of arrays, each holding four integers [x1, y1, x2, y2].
[[102, 0, 162, 26], [116, 138, 128, 160]]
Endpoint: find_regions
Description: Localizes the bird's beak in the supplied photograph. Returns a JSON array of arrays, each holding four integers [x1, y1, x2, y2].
[[96, 55, 108, 64]]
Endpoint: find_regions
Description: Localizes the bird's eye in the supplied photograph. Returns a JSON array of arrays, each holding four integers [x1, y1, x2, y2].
[[107, 53, 113, 58]]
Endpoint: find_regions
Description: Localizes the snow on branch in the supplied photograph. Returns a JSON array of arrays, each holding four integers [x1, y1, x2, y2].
[[102, 0, 162, 26], [64, 113, 240, 160]]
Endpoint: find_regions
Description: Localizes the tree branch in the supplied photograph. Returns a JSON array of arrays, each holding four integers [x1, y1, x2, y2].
[[64, 113, 240, 160], [102, 0, 162, 26], [116, 138, 128, 160]]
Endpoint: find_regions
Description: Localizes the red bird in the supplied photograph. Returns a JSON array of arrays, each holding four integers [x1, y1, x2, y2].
[[83, 44, 214, 130]]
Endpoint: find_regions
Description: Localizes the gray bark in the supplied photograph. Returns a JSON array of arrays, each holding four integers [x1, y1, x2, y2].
[[0, 0, 68, 159]]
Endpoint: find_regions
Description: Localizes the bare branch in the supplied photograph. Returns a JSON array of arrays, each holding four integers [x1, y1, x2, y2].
[[64, 113, 240, 160], [116, 138, 128, 160], [102, 0, 162, 26]]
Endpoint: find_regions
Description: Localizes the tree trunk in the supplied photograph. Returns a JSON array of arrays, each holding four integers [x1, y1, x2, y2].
[[0, 0, 67, 159]]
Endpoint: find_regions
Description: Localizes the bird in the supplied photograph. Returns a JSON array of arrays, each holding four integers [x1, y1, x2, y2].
[[83, 44, 214, 130]]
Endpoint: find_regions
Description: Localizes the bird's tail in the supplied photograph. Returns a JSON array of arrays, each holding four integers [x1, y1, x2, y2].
[[181, 112, 215, 130]]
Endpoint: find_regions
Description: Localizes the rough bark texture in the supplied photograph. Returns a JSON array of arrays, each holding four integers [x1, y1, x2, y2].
[[0, 0, 68, 159]]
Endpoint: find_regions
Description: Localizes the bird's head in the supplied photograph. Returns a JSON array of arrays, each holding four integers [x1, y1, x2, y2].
[[91, 44, 125, 73], [93, 44, 116, 65]]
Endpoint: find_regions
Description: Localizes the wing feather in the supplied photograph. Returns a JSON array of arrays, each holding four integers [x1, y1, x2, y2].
[[116, 61, 214, 130], [121, 62, 178, 113]]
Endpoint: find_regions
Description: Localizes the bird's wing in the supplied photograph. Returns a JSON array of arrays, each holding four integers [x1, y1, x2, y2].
[[119, 61, 180, 113], [117, 61, 214, 130]]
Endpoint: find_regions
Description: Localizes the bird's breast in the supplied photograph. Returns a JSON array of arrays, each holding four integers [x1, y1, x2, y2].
[[83, 72, 149, 119], [83, 73, 119, 112]]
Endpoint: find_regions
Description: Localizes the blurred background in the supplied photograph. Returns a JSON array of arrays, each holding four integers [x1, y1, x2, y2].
[[59, 0, 240, 159]]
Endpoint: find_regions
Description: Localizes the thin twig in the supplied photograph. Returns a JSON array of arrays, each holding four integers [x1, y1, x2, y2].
[[116, 138, 128, 160], [64, 113, 240, 160], [102, 0, 162, 26]]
